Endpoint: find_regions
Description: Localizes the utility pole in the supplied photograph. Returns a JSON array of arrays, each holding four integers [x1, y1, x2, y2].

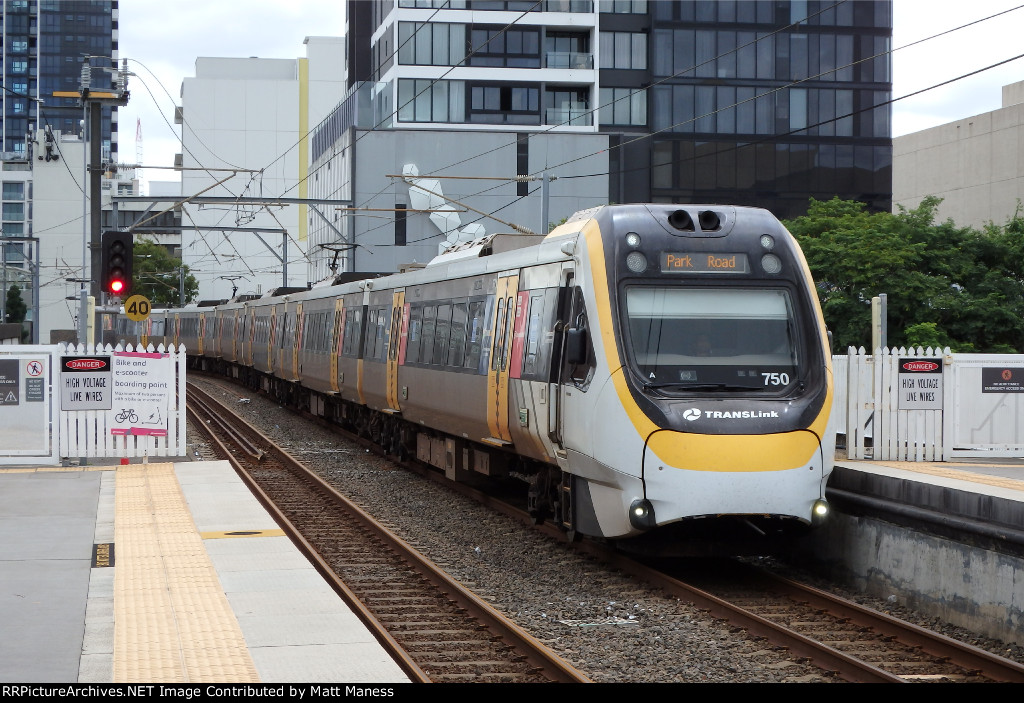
[[54, 58, 130, 346]]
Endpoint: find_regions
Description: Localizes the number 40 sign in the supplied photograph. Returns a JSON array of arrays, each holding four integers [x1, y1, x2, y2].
[[124, 294, 152, 322]]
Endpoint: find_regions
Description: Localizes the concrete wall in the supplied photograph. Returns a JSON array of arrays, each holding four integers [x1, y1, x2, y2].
[[309, 128, 609, 280], [180, 41, 346, 302], [893, 80, 1024, 228], [799, 465, 1024, 646]]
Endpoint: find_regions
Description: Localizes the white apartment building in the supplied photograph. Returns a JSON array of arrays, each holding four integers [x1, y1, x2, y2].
[[307, 0, 610, 281], [178, 37, 346, 302]]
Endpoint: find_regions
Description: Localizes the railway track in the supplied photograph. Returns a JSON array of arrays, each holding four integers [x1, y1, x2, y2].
[[186, 375, 1024, 683], [185, 381, 591, 684], [609, 555, 1024, 683]]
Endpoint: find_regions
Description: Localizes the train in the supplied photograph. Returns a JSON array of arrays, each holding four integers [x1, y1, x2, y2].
[[117, 203, 836, 554]]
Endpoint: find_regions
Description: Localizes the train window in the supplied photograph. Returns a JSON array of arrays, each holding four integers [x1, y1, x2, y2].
[[433, 304, 452, 366], [449, 302, 468, 367], [522, 293, 545, 377], [407, 305, 423, 362], [342, 307, 362, 357], [420, 306, 437, 364], [388, 307, 402, 361], [500, 296, 515, 371], [464, 299, 486, 370], [623, 287, 799, 393]]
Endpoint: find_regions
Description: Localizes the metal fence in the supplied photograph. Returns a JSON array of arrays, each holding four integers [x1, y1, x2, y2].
[[835, 347, 1024, 460]]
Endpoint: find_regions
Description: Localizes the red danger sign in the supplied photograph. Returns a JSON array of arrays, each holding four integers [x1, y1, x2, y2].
[[63, 357, 109, 372]]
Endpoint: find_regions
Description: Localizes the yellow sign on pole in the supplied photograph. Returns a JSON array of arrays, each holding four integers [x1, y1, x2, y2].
[[124, 294, 152, 322]]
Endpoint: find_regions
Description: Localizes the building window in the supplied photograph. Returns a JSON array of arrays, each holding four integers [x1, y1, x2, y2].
[[2, 183, 25, 201], [599, 87, 646, 126], [599, 0, 647, 13], [545, 31, 591, 69], [545, 87, 591, 126], [398, 22, 466, 66], [469, 84, 540, 125], [599, 32, 646, 70], [468, 26, 540, 68], [397, 79, 466, 123]]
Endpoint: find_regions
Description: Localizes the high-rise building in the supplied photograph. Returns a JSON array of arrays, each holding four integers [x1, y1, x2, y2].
[[315, 0, 892, 276], [1, 0, 119, 340], [623, 0, 892, 217], [2, 0, 119, 159]]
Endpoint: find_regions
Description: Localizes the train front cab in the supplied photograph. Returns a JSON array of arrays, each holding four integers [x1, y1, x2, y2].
[[549, 204, 834, 548]]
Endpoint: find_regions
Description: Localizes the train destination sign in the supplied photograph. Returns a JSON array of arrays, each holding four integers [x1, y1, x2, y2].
[[660, 252, 749, 274]]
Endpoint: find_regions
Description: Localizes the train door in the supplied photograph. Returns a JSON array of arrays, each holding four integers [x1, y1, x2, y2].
[[268, 306, 277, 373], [485, 272, 519, 445], [330, 299, 344, 393], [293, 302, 303, 381], [385, 290, 405, 412], [198, 312, 206, 356], [231, 309, 239, 361]]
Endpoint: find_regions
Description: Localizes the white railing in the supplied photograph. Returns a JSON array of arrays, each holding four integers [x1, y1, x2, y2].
[[835, 347, 1024, 460]]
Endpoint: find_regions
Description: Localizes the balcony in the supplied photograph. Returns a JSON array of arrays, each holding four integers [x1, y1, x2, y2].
[[545, 51, 593, 70], [545, 106, 591, 126]]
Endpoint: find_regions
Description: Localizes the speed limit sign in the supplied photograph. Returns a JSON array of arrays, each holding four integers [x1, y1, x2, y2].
[[124, 294, 152, 322]]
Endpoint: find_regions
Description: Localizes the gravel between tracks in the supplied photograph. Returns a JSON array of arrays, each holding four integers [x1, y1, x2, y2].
[[188, 377, 1024, 682]]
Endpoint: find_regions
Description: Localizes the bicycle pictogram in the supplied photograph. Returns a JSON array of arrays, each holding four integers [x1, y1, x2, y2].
[[115, 408, 139, 423]]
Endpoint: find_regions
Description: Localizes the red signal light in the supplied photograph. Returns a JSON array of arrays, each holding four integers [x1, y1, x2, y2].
[[110, 278, 125, 295]]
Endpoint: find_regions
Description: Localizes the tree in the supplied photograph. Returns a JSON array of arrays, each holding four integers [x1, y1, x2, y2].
[[785, 197, 1024, 353], [132, 239, 198, 307], [5, 284, 26, 324]]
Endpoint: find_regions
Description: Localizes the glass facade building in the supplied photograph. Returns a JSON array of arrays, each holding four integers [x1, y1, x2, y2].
[[613, 0, 893, 217], [2, 0, 118, 158], [338, 0, 891, 224]]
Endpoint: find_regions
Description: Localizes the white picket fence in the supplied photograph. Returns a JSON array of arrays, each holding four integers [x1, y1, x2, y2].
[[58, 342, 187, 460], [835, 346, 1024, 460]]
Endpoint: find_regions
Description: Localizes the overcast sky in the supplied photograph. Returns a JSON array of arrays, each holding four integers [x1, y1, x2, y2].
[[115, 0, 1024, 188]]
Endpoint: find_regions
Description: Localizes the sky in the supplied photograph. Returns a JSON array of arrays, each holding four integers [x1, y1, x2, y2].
[[115, 0, 1024, 189]]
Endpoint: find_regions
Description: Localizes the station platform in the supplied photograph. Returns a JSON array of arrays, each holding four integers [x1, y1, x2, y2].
[[830, 456, 1024, 528], [0, 459, 411, 684]]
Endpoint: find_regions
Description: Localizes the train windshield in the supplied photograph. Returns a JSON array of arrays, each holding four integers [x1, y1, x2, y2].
[[623, 287, 801, 394]]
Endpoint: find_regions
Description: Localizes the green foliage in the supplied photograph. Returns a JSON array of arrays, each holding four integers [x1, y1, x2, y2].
[[132, 239, 198, 307], [5, 284, 26, 324], [785, 197, 1024, 353]]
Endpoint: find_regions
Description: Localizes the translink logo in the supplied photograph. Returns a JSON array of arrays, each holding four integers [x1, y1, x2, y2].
[[683, 409, 780, 421]]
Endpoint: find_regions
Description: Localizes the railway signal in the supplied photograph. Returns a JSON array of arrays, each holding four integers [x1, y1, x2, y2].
[[101, 230, 133, 297]]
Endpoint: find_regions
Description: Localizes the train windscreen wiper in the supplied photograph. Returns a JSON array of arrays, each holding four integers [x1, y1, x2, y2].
[[644, 382, 756, 392]]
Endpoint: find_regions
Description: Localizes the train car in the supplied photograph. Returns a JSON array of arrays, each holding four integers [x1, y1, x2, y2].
[[163, 204, 835, 554]]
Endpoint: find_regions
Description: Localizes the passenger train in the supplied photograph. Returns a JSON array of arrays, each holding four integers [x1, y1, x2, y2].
[[120, 204, 836, 553]]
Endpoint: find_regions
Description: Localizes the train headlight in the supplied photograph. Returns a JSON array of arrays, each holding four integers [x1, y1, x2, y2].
[[625, 232, 641, 248], [760, 253, 782, 274], [811, 499, 829, 525], [629, 498, 656, 531], [626, 251, 648, 273], [760, 234, 775, 250]]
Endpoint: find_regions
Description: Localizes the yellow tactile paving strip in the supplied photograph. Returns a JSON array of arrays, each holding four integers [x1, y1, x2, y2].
[[113, 463, 261, 683], [844, 460, 1024, 492]]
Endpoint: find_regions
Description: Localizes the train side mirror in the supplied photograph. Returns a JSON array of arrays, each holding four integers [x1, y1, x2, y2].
[[566, 326, 588, 366]]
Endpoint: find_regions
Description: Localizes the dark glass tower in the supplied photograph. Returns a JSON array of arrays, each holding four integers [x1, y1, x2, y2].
[[602, 0, 892, 218], [2, 0, 118, 159]]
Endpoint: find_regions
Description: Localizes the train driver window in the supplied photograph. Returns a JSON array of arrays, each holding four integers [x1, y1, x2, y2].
[[563, 286, 595, 387]]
